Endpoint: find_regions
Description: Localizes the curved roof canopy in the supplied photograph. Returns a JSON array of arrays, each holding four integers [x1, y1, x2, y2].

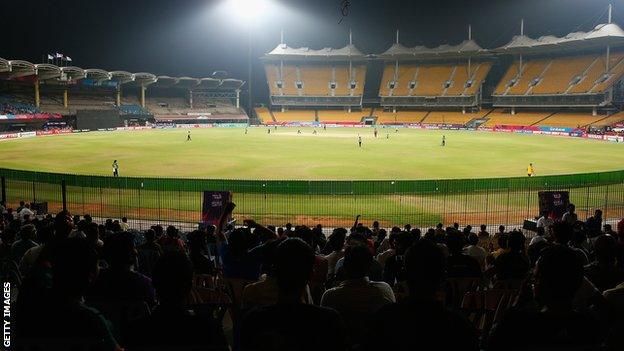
[[494, 23, 624, 54], [34, 64, 62, 80], [176, 77, 200, 88], [263, 43, 367, 61], [131, 72, 157, 87], [378, 39, 491, 60], [84, 69, 111, 81], [110, 71, 134, 84], [198, 77, 221, 89], [219, 79, 244, 90], [0, 58, 9, 73], [60, 66, 86, 81], [7, 60, 36, 78], [152, 76, 179, 88]]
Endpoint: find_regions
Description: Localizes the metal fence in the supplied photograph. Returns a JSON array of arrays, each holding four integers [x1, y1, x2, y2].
[[1, 167, 623, 229]]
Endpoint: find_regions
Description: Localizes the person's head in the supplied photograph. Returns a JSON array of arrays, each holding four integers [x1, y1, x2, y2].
[[467, 233, 479, 246], [52, 238, 99, 298], [552, 221, 573, 245], [507, 231, 526, 253], [166, 225, 178, 238], [404, 240, 446, 297], [54, 210, 73, 240], [604, 224, 613, 233], [436, 223, 443, 230], [446, 232, 465, 255], [275, 238, 314, 296], [395, 231, 415, 255], [480, 224, 487, 232], [567, 203, 576, 214], [372, 221, 379, 229], [84, 222, 100, 245], [498, 225, 505, 234], [188, 230, 207, 253], [594, 234, 617, 265], [152, 251, 193, 306], [327, 229, 346, 252], [343, 244, 373, 279], [453, 222, 460, 230], [410, 228, 422, 241], [19, 224, 36, 241], [122, 217, 128, 223], [594, 209, 602, 219], [103, 232, 137, 269], [345, 232, 367, 247], [534, 246, 584, 306], [144, 229, 156, 243], [277, 227, 284, 237], [19, 201, 25, 207], [153, 224, 164, 237]]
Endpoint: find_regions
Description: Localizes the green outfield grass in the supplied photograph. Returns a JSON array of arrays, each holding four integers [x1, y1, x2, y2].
[[0, 127, 623, 180]]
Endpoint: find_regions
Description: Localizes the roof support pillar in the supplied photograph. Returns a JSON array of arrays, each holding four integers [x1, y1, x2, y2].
[[63, 89, 68, 108], [606, 45, 611, 73], [116, 86, 121, 107], [189, 90, 193, 109], [34, 78, 40, 108], [236, 89, 240, 109], [140, 85, 146, 108]]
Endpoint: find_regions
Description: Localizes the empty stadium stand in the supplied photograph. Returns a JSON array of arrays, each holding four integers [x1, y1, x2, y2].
[[422, 110, 492, 125], [481, 110, 554, 127], [272, 110, 316, 122]]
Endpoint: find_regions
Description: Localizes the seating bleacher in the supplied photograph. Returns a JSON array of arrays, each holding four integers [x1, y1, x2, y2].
[[537, 112, 607, 128], [317, 109, 368, 122], [375, 110, 428, 124], [379, 63, 491, 97], [273, 110, 315, 122], [422, 110, 491, 125], [265, 64, 366, 97], [482, 109, 552, 127], [254, 107, 274, 122], [591, 111, 624, 126], [495, 52, 624, 96]]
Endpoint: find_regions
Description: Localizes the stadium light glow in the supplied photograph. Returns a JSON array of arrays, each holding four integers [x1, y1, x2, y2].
[[226, 0, 270, 21]]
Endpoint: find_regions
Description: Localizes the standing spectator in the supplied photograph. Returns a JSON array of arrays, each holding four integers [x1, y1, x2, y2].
[[324, 229, 346, 277], [562, 203, 578, 225], [158, 225, 185, 252], [490, 231, 530, 282], [536, 210, 554, 230], [187, 229, 214, 275], [478, 224, 489, 238], [18, 203, 34, 222], [366, 240, 478, 351], [240, 238, 347, 351], [585, 209, 603, 237]]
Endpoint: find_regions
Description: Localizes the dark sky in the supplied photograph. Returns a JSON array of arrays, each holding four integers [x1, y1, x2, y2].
[[2, 0, 622, 100]]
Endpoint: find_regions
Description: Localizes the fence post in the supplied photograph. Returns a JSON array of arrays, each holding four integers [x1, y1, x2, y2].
[[61, 179, 67, 212], [1, 176, 5, 205]]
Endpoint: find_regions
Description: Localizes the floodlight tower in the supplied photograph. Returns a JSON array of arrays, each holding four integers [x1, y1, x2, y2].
[[227, 0, 270, 119]]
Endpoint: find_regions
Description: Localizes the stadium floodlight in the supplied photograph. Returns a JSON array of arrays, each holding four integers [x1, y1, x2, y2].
[[226, 0, 270, 21]]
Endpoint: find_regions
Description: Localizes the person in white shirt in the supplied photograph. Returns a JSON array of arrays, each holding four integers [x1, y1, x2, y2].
[[18, 203, 34, 222], [120, 217, 130, 232], [463, 234, 488, 268], [536, 211, 554, 229]]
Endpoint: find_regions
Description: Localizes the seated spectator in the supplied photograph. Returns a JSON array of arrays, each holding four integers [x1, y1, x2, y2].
[[562, 203, 578, 225], [219, 227, 261, 281], [242, 238, 286, 309], [382, 231, 416, 285], [88, 232, 156, 306], [586, 209, 603, 237], [529, 226, 548, 246], [295, 226, 328, 303], [120, 217, 130, 232], [321, 244, 395, 347], [20, 224, 53, 275], [136, 228, 162, 277], [11, 224, 38, 264], [376, 231, 398, 269], [124, 251, 227, 349], [463, 233, 488, 268], [487, 246, 601, 350], [158, 225, 185, 252], [15, 238, 121, 350], [491, 232, 509, 259], [490, 231, 530, 282], [0, 228, 16, 260], [366, 240, 478, 351], [478, 224, 489, 238], [553, 221, 589, 264], [84, 222, 103, 249], [584, 234, 624, 293], [324, 228, 346, 277], [240, 238, 347, 351], [18, 203, 34, 222], [336, 233, 383, 282], [446, 232, 482, 278]]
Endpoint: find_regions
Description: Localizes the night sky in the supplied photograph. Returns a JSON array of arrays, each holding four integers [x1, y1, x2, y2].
[[2, 0, 622, 102]]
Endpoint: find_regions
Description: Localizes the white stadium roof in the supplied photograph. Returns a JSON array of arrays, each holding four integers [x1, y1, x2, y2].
[[263, 43, 367, 61], [0, 59, 244, 90], [378, 39, 491, 60], [494, 23, 624, 54]]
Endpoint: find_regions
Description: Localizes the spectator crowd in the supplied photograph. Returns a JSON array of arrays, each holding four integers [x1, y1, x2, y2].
[[2, 199, 624, 351]]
